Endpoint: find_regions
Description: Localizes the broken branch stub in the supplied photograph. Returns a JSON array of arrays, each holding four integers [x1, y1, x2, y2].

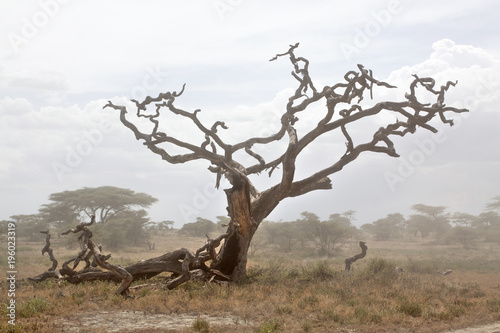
[[345, 241, 368, 272]]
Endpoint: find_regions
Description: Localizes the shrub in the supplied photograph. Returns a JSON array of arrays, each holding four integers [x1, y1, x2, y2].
[[360, 258, 398, 285], [298, 295, 320, 310], [317, 309, 343, 323], [5, 324, 25, 333], [445, 304, 466, 317], [71, 290, 86, 305], [192, 317, 210, 333], [300, 320, 312, 332], [256, 319, 283, 333], [398, 299, 423, 317], [275, 305, 293, 315], [303, 260, 336, 280], [487, 299, 500, 312], [354, 306, 382, 324]]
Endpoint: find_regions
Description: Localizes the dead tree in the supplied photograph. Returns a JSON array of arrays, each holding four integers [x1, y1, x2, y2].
[[344, 241, 368, 272], [58, 216, 133, 294], [28, 216, 236, 293], [28, 231, 62, 282], [104, 43, 468, 283]]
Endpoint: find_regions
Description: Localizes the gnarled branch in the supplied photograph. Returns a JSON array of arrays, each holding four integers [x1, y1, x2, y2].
[[345, 241, 368, 272]]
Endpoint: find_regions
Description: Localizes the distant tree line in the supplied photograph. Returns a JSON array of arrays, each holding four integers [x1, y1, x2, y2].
[[251, 211, 360, 257], [2, 186, 499, 253], [361, 199, 500, 249]]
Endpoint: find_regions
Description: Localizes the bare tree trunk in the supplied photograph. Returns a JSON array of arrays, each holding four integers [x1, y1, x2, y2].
[[213, 178, 258, 281], [345, 241, 368, 271]]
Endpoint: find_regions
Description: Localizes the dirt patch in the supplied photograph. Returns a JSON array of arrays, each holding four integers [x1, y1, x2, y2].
[[55, 310, 500, 333], [57, 310, 254, 332], [443, 322, 500, 333]]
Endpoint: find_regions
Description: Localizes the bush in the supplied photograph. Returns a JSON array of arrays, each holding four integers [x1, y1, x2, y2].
[[256, 319, 283, 333], [445, 304, 466, 318], [303, 260, 336, 280], [354, 306, 382, 324], [192, 317, 210, 333], [487, 299, 500, 313], [360, 258, 398, 285], [398, 299, 423, 317]]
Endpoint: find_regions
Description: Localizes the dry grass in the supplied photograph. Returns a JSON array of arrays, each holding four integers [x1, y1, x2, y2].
[[1, 235, 500, 332]]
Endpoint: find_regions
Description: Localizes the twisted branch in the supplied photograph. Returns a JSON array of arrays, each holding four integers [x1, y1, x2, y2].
[[345, 241, 368, 272], [104, 43, 468, 223]]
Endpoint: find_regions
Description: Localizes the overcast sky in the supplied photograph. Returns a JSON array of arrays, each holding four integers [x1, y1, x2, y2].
[[1, 0, 499, 227]]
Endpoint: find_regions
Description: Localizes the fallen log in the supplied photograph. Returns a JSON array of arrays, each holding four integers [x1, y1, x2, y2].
[[28, 216, 236, 294]]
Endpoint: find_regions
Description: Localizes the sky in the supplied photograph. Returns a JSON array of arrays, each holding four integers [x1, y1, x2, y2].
[[1, 0, 499, 228]]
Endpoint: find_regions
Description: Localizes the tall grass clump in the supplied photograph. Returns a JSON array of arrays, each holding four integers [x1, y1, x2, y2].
[[398, 298, 423, 317], [256, 318, 283, 333], [192, 317, 210, 333], [302, 260, 337, 280], [354, 306, 382, 324], [406, 258, 441, 274], [359, 258, 398, 285], [487, 299, 500, 313], [247, 261, 288, 285]]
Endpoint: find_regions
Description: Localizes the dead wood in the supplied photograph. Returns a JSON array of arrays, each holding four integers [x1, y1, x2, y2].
[[29, 44, 467, 290], [28, 231, 61, 282], [345, 241, 368, 272], [104, 43, 466, 281], [29, 217, 236, 293]]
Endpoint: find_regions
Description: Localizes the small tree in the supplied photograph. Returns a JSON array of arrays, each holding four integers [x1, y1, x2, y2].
[[450, 212, 477, 227], [10, 214, 48, 241], [371, 213, 406, 240], [300, 211, 354, 256], [180, 217, 217, 237], [475, 209, 500, 245], [104, 43, 467, 281], [409, 204, 451, 240], [485, 196, 500, 212], [448, 226, 478, 249], [98, 209, 151, 249]]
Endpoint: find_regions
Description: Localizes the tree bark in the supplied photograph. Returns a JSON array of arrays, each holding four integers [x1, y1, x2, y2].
[[213, 177, 258, 281]]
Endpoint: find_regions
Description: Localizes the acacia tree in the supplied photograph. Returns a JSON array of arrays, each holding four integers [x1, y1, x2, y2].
[[45, 186, 157, 224], [104, 43, 467, 282], [410, 204, 451, 239]]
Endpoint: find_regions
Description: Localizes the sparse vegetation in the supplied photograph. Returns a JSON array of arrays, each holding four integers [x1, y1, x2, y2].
[[1, 232, 499, 332]]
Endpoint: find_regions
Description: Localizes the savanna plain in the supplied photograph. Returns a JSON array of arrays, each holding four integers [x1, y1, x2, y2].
[[1, 232, 500, 333]]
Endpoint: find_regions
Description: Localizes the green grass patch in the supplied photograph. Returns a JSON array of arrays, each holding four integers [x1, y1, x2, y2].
[[18, 297, 52, 318]]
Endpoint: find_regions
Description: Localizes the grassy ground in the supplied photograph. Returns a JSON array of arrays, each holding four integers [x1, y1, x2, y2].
[[1, 234, 500, 332]]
